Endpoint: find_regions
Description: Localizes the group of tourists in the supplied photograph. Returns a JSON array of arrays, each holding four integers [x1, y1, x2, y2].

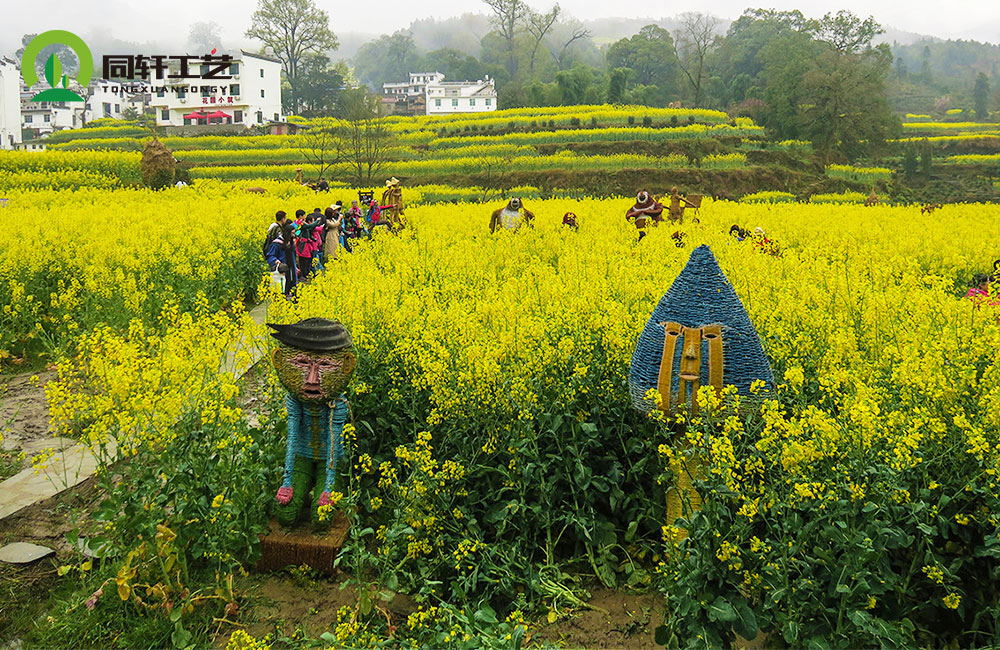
[[262, 201, 367, 297], [261, 178, 408, 298]]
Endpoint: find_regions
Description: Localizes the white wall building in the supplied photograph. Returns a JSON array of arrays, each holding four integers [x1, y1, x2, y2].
[[425, 77, 497, 115], [0, 57, 22, 149], [86, 79, 129, 121], [21, 79, 147, 138], [383, 72, 444, 98], [150, 51, 283, 128], [21, 101, 79, 137]]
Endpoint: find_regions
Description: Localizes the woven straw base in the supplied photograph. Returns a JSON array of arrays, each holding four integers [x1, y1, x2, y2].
[[255, 516, 350, 575]]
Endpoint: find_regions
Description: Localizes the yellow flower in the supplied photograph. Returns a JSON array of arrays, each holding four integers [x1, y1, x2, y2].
[[943, 593, 961, 609]]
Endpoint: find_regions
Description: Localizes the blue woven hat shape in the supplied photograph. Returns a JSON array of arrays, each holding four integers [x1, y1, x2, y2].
[[629, 244, 775, 412]]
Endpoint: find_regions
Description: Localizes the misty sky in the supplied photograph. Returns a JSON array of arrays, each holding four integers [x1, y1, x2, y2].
[[2, 0, 998, 55]]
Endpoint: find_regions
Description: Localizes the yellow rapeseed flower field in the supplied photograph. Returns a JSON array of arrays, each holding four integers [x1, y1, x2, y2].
[[0, 179, 314, 361], [36, 186, 1000, 645], [266, 197, 1000, 490]]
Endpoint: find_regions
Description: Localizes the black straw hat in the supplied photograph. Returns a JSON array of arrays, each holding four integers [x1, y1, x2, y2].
[[267, 318, 352, 351]]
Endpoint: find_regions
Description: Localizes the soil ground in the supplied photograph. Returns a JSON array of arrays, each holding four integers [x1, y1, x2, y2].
[[1, 370, 56, 476], [532, 589, 666, 649], [231, 574, 665, 649], [0, 474, 102, 644]]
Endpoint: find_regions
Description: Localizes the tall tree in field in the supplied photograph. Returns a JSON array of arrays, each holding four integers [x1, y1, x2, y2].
[[711, 9, 817, 105], [245, 0, 338, 114], [353, 32, 420, 90], [483, 0, 530, 77], [335, 88, 394, 186], [607, 67, 628, 104], [673, 12, 721, 107], [554, 25, 592, 70], [798, 12, 897, 162], [606, 25, 681, 106], [974, 72, 990, 120], [300, 118, 342, 181], [296, 55, 345, 116], [527, 4, 560, 75]]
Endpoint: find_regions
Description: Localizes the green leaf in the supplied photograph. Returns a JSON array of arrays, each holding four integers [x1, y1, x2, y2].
[[783, 620, 800, 644], [169, 606, 183, 623], [320, 632, 337, 643], [474, 605, 498, 624], [171, 622, 192, 649], [707, 596, 737, 623], [512, 625, 525, 650], [654, 624, 670, 646], [625, 520, 638, 542], [45, 54, 61, 88], [732, 599, 758, 641]]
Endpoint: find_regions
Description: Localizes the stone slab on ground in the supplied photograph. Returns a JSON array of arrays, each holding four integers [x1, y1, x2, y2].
[[221, 301, 271, 377], [255, 515, 350, 575], [0, 541, 55, 564], [0, 301, 270, 522], [0, 440, 110, 520]]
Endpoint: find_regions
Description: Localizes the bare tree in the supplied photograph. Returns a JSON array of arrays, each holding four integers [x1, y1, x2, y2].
[[336, 90, 393, 187], [75, 82, 97, 128], [299, 120, 341, 181], [483, 0, 530, 76], [556, 26, 592, 70], [527, 4, 560, 75], [475, 153, 516, 202], [673, 12, 721, 107]]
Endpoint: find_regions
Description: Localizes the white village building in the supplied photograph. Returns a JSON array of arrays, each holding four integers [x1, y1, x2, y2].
[[425, 77, 497, 115], [20, 96, 80, 138], [86, 79, 130, 121], [0, 57, 23, 150], [383, 72, 445, 98], [383, 72, 497, 116], [150, 50, 283, 128], [20, 79, 152, 138]]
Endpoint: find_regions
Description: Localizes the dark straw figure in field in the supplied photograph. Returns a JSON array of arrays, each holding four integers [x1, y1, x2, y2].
[[625, 190, 663, 241], [667, 187, 693, 224], [562, 212, 579, 231], [490, 197, 535, 233], [269, 318, 356, 527]]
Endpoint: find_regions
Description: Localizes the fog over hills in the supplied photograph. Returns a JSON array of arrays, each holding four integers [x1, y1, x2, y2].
[[0, 12, 965, 65]]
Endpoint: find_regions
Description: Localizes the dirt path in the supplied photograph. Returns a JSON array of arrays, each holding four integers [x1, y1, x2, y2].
[[1, 370, 56, 461]]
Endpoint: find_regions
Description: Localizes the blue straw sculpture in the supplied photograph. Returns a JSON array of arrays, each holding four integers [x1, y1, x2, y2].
[[629, 244, 775, 412]]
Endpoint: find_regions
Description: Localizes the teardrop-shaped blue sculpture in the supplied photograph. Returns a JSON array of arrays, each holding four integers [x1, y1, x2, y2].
[[629, 244, 775, 412]]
